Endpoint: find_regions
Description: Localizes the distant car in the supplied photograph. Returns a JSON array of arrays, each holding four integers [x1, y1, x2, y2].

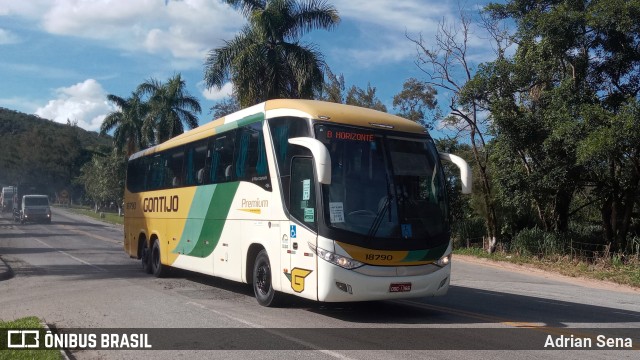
[[17, 195, 52, 224]]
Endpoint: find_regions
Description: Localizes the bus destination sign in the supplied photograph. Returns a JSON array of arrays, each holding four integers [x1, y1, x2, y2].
[[326, 130, 374, 142]]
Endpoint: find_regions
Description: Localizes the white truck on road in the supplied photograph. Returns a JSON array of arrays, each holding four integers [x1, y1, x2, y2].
[[15, 194, 52, 224]]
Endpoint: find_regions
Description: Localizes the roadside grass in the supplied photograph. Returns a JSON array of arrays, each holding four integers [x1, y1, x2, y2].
[[56, 205, 123, 226], [0, 316, 62, 360], [454, 247, 640, 288]]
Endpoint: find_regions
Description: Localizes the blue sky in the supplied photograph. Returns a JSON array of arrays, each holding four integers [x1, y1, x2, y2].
[[0, 0, 496, 132]]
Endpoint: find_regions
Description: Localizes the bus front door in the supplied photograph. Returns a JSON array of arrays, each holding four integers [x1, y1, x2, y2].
[[283, 157, 319, 300]]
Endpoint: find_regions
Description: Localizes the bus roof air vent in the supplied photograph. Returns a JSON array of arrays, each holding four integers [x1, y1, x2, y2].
[[369, 123, 394, 129]]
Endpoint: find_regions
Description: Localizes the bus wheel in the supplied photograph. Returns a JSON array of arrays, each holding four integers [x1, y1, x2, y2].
[[150, 240, 167, 278], [253, 249, 280, 307], [141, 240, 152, 274]]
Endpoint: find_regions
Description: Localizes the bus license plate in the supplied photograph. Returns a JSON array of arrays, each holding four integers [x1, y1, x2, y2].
[[389, 283, 411, 292]]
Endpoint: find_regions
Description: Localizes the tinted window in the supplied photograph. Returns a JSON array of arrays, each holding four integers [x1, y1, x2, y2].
[[185, 141, 208, 186], [25, 197, 49, 206], [290, 157, 317, 229], [268, 116, 311, 209], [126, 158, 146, 193], [166, 148, 184, 188], [210, 132, 236, 183], [235, 122, 271, 190], [126, 121, 272, 192]]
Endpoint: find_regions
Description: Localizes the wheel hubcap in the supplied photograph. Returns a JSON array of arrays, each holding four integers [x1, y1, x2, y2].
[[256, 263, 270, 295]]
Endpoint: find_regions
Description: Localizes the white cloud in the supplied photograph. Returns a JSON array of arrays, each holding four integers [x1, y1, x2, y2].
[[35, 79, 115, 131], [0, 28, 20, 44], [200, 81, 233, 101], [326, 1, 459, 68], [339, 32, 416, 68], [32, 0, 243, 62], [333, 0, 450, 33], [0, 0, 51, 18]]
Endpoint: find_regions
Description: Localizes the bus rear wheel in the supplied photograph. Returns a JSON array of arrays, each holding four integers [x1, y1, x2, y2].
[[141, 239, 152, 274], [150, 240, 167, 278], [253, 249, 281, 307]]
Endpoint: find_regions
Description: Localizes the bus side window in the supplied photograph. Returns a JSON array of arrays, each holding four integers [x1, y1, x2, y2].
[[211, 133, 235, 184], [235, 123, 271, 191], [127, 158, 146, 193], [235, 130, 251, 179], [185, 142, 208, 186], [148, 155, 165, 190], [290, 157, 317, 229], [268, 116, 311, 208], [166, 149, 184, 188]]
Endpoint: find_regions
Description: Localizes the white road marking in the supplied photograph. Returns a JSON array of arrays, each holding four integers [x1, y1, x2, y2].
[[34, 237, 108, 272], [187, 301, 356, 360]]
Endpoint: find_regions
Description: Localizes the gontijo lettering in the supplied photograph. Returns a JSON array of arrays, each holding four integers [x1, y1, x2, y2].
[[143, 195, 179, 212]]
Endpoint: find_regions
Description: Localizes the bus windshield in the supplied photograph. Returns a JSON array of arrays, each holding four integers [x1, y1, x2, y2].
[[316, 124, 448, 242]]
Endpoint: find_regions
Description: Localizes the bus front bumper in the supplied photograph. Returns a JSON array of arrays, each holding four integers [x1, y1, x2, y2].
[[317, 260, 451, 302]]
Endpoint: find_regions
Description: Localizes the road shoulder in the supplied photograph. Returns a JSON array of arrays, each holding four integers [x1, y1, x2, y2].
[[454, 254, 640, 294]]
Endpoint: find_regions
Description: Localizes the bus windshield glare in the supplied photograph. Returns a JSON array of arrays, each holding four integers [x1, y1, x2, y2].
[[315, 124, 449, 241]]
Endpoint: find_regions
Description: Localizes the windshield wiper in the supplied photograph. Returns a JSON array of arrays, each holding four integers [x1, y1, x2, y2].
[[366, 194, 392, 240]]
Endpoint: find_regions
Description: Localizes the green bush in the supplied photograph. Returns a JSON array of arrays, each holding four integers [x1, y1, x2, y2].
[[511, 227, 564, 257], [452, 217, 486, 248]]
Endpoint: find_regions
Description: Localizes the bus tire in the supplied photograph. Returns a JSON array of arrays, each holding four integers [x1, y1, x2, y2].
[[253, 249, 280, 307], [141, 239, 152, 274], [150, 240, 167, 278]]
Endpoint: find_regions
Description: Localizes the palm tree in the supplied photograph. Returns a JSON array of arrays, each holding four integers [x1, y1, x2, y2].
[[101, 91, 151, 156], [204, 0, 340, 107], [138, 74, 202, 143]]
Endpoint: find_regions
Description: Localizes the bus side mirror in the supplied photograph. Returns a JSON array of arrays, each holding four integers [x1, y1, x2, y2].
[[439, 152, 472, 194], [288, 138, 332, 185]]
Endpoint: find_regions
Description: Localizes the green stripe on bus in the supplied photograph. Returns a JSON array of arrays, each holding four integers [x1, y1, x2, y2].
[[173, 185, 217, 255], [401, 242, 448, 262], [213, 113, 264, 135], [215, 122, 238, 134], [187, 182, 240, 258], [236, 112, 264, 127]]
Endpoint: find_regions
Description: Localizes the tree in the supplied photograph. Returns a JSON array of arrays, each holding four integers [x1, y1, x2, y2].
[[210, 95, 241, 119], [318, 68, 345, 103], [204, 0, 340, 107], [78, 150, 126, 213], [473, 0, 640, 253], [101, 91, 150, 156], [408, 8, 499, 252], [138, 74, 201, 144], [345, 83, 387, 112], [392, 77, 438, 129]]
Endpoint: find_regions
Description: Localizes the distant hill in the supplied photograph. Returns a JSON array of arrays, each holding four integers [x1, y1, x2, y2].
[[0, 107, 113, 200]]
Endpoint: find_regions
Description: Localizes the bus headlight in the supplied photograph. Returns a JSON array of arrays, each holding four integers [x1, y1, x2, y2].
[[436, 253, 451, 267], [308, 243, 364, 270]]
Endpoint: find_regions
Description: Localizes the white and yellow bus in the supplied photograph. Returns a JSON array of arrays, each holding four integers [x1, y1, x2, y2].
[[124, 99, 471, 306]]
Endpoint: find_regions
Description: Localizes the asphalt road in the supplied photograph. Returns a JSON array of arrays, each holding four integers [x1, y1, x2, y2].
[[0, 207, 638, 359]]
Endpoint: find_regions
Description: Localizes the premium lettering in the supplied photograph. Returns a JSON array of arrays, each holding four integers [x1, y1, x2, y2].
[[242, 198, 268, 208]]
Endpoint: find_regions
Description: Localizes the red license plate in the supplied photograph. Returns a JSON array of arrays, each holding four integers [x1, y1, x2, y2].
[[389, 283, 412, 292]]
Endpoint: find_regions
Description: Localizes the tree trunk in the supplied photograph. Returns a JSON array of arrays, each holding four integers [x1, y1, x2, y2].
[[470, 127, 498, 253]]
